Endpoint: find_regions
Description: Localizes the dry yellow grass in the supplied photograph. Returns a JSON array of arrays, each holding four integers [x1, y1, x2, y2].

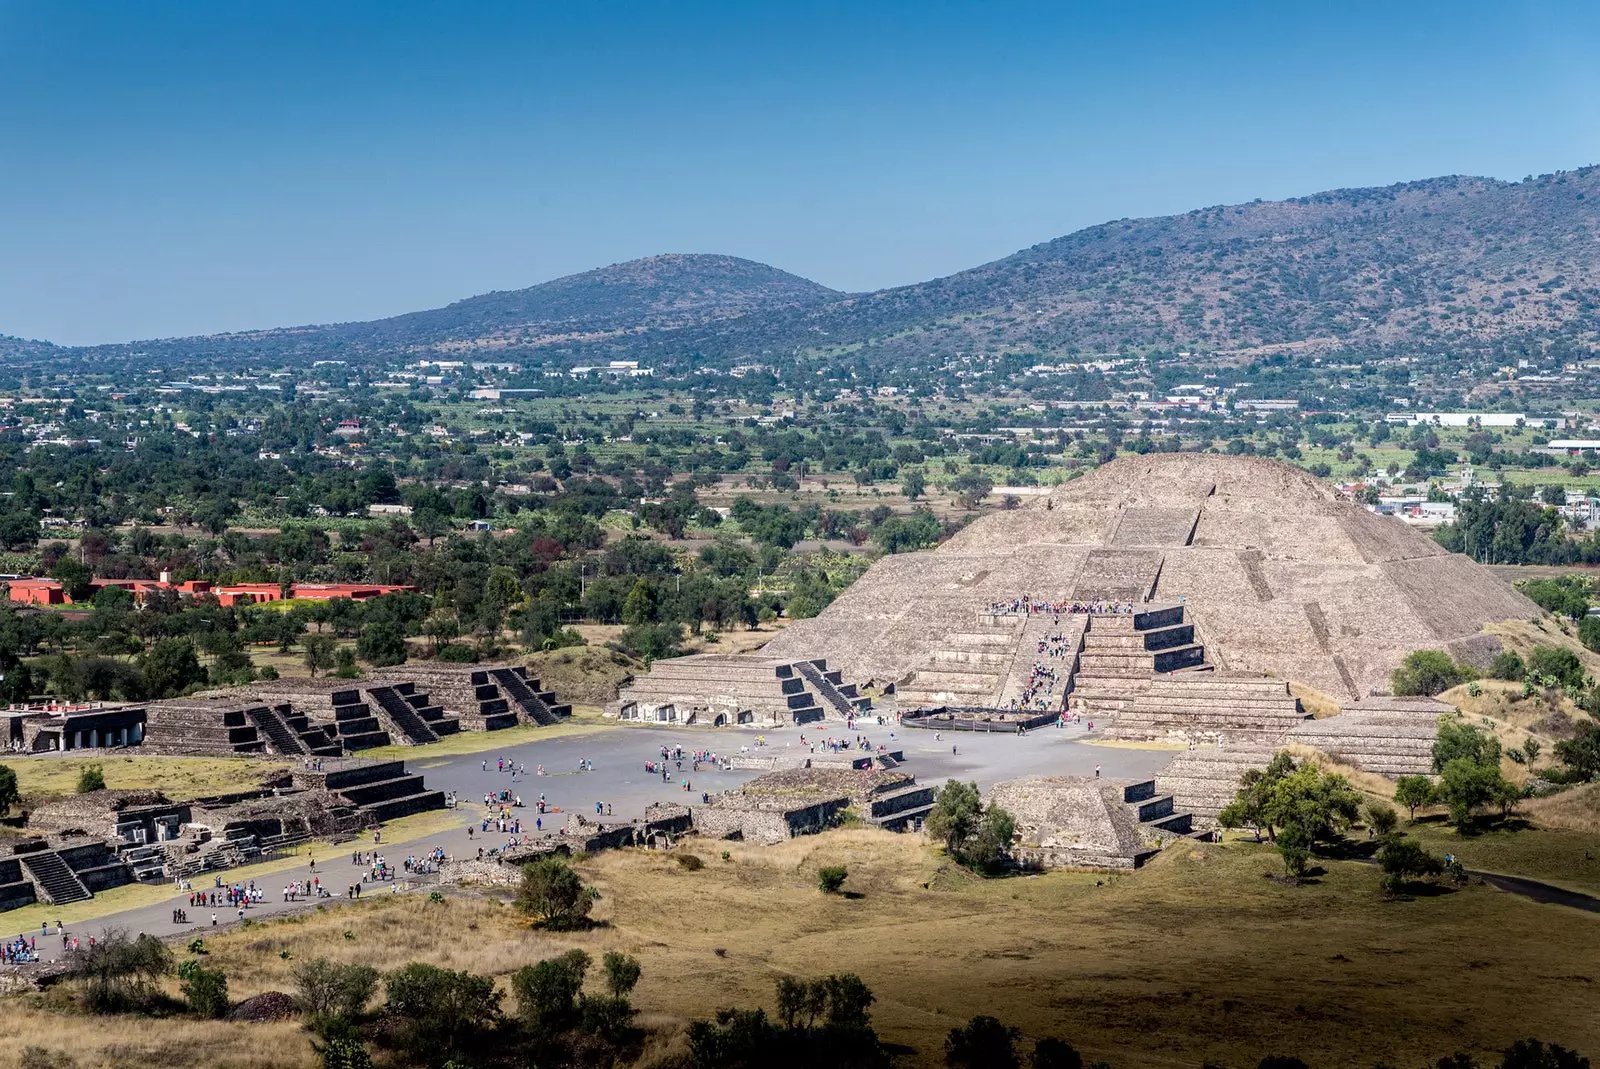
[[9, 827, 1593, 1069], [1287, 681, 1341, 719], [0, 1005, 315, 1069], [1521, 781, 1600, 836], [1484, 616, 1600, 676], [8, 755, 289, 803]]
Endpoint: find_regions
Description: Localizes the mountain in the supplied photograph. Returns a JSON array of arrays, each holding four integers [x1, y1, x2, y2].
[[14, 167, 1600, 369]]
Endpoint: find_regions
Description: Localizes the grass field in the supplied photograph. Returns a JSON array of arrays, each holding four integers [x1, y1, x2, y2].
[[5, 826, 1597, 1069], [8, 754, 290, 804]]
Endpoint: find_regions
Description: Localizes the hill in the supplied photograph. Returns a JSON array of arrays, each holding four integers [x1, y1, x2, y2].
[[12, 166, 1600, 368]]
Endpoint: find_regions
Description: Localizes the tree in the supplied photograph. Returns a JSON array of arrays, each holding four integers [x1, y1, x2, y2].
[[302, 634, 337, 677], [1580, 616, 1600, 654], [1433, 720, 1501, 773], [901, 469, 927, 501], [292, 958, 379, 1025], [77, 764, 106, 793], [602, 951, 642, 1000], [950, 471, 994, 510], [963, 805, 1017, 874], [1527, 645, 1585, 689], [926, 780, 983, 856], [1218, 752, 1297, 840], [511, 949, 590, 1034], [621, 579, 658, 625], [0, 764, 18, 817], [138, 637, 205, 698], [73, 928, 173, 1012], [1274, 823, 1313, 878], [945, 1014, 1021, 1069], [1553, 722, 1600, 782], [1378, 837, 1444, 894], [1392, 650, 1474, 696], [383, 963, 501, 1055], [177, 958, 230, 1018], [1030, 1037, 1084, 1069], [1498, 1038, 1591, 1069], [51, 558, 95, 603], [517, 856, 598, 929], [356, 623, 407, 667], [332, 647, 359, 679], [1440, 756, 1509, 827], [1364, 801, 1399, 838], [817, 866, 848, 894], [1489, 650, 1527, 680], [1394, 775, 1437, 822]]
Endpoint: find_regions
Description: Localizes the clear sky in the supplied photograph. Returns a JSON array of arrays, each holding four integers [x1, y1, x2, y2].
[[3, 1, 1598, 345]]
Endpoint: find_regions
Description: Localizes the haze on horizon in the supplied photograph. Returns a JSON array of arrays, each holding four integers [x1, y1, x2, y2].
[[3, 0, 1598, 346]]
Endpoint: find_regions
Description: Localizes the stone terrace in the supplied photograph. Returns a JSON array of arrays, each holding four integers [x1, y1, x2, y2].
[[1155, 745, 1280, 826], [988, 775, 1199, 870], [609, 655, 869, 727], [1105, 674, 1309, 746], [692, 766, 933, 842], [1285, 698, 1452, 776]]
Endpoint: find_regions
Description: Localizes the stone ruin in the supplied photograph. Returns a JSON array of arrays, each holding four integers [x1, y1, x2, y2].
[[607, 654, 871, 727], [987, 775, 1204, 870], [764, 454, 1536, 703], [0, 757, 446, 914], [692, 766, 936, 843]]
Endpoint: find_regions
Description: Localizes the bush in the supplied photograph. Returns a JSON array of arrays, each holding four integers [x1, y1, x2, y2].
[[1527, 646, 1586, 689], [382, 963, 501, 1054], [76, 764, 106, 794], [1364, 801, 1399, 838], [1378, 837, 1445, 894], [817, 866, 848, 894], [1580, 616, 1600, 654], [436, 643, 478, 663], [516, 856, 598, 930], [511, 949, 590, 1034], [0, 764, 18, 816], [946, 1014, 1020, 1069], [1553, 722, 1600, 782], [177, 959, 229, 1018], [293, 958, 379, 1024], [1392, 650, 1475, 696], [675, 852, 704, 871], [73, 928, 173, 1012], [925, 780, 1016, 875], [1490, 651, 1526, 681]]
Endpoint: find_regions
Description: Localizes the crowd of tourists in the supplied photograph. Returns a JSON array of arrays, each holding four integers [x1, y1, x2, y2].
[[2, 934, 39, 964], [1011, 628, 1080, 711], [988, 595, 1139, 616]]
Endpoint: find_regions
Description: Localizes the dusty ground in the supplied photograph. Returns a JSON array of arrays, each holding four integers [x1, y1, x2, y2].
[[5, 824, 1598, 1069]]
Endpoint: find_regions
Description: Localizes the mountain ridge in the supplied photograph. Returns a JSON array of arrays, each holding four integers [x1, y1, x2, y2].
[[9, 167, 1600, 367]]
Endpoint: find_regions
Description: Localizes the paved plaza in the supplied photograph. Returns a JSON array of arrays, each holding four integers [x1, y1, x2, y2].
[[3, 721, 1173, 959]]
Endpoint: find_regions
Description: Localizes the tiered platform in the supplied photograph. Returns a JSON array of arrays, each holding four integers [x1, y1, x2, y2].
[[1285, 698, 1451, 776], [1155, 745, 1280, 825], [382, 664, 571, 730], [291, 758, 445, 823], [988, 776, 1202, 870], [1106, 675, 1308, 745], [609, 655, 869, 727], [143, 700, 268, 755]]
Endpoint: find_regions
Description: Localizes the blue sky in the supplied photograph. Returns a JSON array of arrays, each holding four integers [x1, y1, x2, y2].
[[2, 1, 1598, 345]]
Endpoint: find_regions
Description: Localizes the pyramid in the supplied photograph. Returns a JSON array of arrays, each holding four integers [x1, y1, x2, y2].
[[764, 454, 1537, 701]]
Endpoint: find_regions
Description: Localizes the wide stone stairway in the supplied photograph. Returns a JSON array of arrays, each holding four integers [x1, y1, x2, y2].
[[1070, 604, 1208, 715], [487, 666, 572, 726], [293, 759, 445, 823], [897, 612, 1079, 711], [19, 849, 92, 904], [1107, 675, 1309, 745]]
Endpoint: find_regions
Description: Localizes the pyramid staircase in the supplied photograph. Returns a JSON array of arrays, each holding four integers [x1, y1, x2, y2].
[[329, 690, 391, 751], [488, 666, 572, 726], [244, 703, 309, 755], [897, 612, 1076, 711], [793, 660, 872, 720], [19, 849, 92, 904], [1069, 604, 1208, 715]]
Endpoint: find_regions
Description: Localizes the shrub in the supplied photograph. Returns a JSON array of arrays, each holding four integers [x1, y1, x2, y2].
[[675, 852, 704, 871], [1364, 801, 1399, 838], [293, 958, 379, 1024], [177, 959, 229, 1018], [1392, 650, 1475, 696], [383, 963, 501, 1054], [74, 928, 172, 1012], [511, 949, 590, 1034], [1489, 650, 1526, 681], [602, 951, 642, 999], [516, 856, 598, 929], [1580, 616, 1600, 654], [1553, 722, 1600, 782], [76, 764, 106, 793], [817, 866, 849, 894], [1378, 837, 1445, 894], [0, 764, 18, 816], [1527, 646, 1586, 689], [946, 1014, 1021, 1069]]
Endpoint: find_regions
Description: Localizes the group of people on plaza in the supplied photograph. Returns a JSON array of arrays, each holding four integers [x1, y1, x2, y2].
[[988, 595, 1138, 616]]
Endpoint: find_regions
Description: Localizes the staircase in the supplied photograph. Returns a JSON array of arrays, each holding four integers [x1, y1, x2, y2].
[[488, 667, 570, 726], [366, 685, 439, 745], [244, 704, 308, 755], [794, 660, 868, 720], [21, 850, 92, 904], [1070, 604, 1209, 715]]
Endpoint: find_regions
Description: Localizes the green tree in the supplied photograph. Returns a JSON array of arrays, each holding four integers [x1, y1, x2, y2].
[[382, 963, 501, 1055], [0, 764, 18, 816], [1489, 650, 1527, 680], [1580, 616, 1600, 654], [77, 764, 106, 793], [945, 1014, 1021, 1069], [1392, 649, 1474, 696], [1553, 722, 1600, 782], [950, 471, 994, 510], [516, 856, 598, 930], [601, 951, 642, 1000], [1440, 756, 1510, 827], [292, 958, 380, 1025], [302, 634, 337, 677], [72, 928, 173, 1012], [50, 558, 95, 603], [1274, 823, 1313, 878], [1364, 801, 1399, 838], [1394, 775, 1437, 822], [138, 637, 206, 698], [177, 958, 230, 1018], [1030, 1037, 1084, 1069], [356, 623, 407, 667], [1433, 720, 1501, 773], [511, 948, 590, 1034], [1527, 646, 1585, 689], [901, 469, 927, 501], [925, 780, 982, 856], [1378, 837, 1445, 894], [1217, 752, 1296, 840], [621, 579, 658, 625]]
